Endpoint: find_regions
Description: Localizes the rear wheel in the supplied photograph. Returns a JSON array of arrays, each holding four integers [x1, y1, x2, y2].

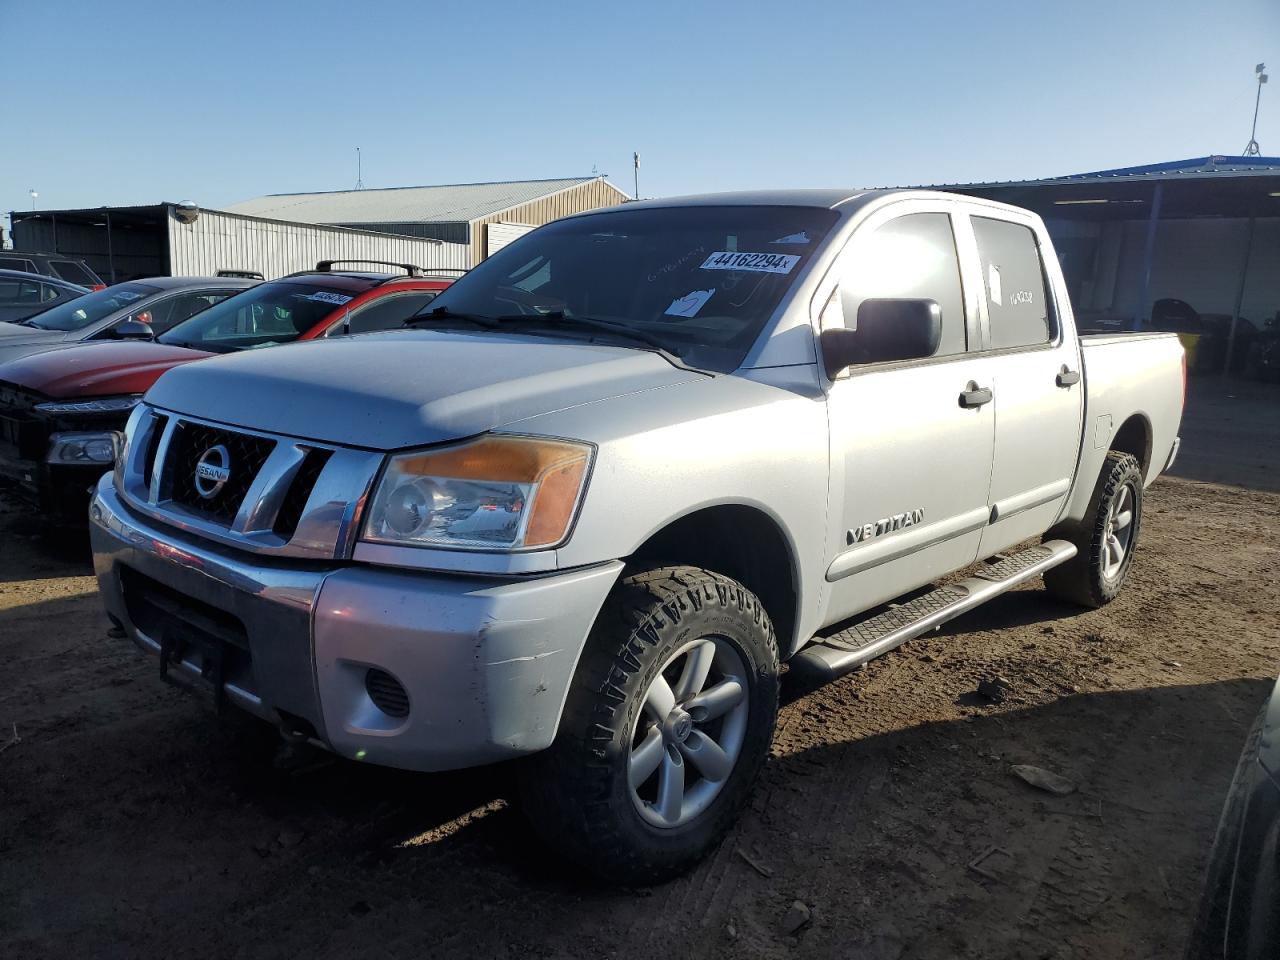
[[520, 565, 779, 884], [1045, 451, 1143, 608]]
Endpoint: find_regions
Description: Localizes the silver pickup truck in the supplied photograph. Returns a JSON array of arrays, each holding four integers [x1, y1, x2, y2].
[[89, 189, 1184, 882]]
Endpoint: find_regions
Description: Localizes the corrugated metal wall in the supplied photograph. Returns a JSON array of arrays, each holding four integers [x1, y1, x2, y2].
[[168, 207, 470, 279], [332, 221, 471, 244], [468, 179, 630, 266], [13, 214, 167, 281]]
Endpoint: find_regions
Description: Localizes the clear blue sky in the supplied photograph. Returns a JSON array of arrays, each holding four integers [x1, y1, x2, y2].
[[2, 0, 1277, 231]]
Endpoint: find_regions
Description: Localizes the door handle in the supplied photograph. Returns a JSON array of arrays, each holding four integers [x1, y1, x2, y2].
[[959, 382, 993, 408], [1056, 365, 1081, 387]]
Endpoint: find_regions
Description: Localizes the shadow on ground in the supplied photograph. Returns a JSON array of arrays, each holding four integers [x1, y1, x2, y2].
[[0, 667, 1267, 960]]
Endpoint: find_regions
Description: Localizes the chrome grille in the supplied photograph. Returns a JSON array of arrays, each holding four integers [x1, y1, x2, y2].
[[167, 421, 276, 522], [114, 404, 384, 560]]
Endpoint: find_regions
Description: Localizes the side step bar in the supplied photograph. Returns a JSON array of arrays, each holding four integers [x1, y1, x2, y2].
[[789, 539, 1078, 683]]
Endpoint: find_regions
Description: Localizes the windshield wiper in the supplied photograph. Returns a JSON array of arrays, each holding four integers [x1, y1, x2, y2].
[[491, 311, 714, 375], [404, 306, 500, 329]]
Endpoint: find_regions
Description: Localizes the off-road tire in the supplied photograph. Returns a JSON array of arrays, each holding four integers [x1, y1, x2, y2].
[[1044, 451, 1144, 608], [519, 565, 779, 885]]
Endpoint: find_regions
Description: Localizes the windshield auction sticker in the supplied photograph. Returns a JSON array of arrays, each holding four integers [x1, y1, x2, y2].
[[306, 291, 354, 305], [700, 251, 800, 274]]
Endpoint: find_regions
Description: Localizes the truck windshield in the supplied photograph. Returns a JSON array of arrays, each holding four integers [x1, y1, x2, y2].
[[416, 205, 840, 372], [23, 281, 161, 331], [158, 280, 356, 353]]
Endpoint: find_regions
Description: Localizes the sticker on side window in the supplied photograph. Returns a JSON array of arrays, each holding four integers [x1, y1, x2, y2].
[[664, 288, 716, 318], [987, 264, 1003, 307], [700, 251, 800, 274], [307, 291, 354, 305]]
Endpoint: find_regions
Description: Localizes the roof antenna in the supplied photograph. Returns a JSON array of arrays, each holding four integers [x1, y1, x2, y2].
[[1244, 63, 1267, 156], [355, 146, 364, 190]]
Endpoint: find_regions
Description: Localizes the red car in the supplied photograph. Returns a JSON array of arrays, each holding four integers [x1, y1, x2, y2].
[[0, 261, 453, 519]]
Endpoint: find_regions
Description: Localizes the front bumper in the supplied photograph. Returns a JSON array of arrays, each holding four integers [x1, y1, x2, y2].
[[89, 475, 623, 772], [0, 406, 118, 518]]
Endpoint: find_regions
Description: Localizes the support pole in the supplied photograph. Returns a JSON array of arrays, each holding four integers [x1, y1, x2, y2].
[[1134, 183, 1163, 330], [105, 213, 116, 284], [1223, 215, 1256, 377]]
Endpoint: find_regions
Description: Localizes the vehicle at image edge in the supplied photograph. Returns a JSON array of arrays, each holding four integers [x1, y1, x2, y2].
[[0, 275, 259, 362], [0, 263, 452, 518], [1185, 674, 1280, 960], [0, 250, 104, 289], [89, 190, 1185, 883], [0, 268, 89, 323]]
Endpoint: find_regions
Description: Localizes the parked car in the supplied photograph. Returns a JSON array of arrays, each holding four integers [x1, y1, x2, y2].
[[0, 250, 104, 289], [0, 269, 89, 323], [1185, 676, 1280, 959], [89, 190, 1185, 882], [0, 264, 451, 518], [0, 276, 258, 363]]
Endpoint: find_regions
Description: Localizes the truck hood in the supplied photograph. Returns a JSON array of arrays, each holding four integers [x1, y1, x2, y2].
[[1, 341, 212, 398], [146, 330, 703, 449]]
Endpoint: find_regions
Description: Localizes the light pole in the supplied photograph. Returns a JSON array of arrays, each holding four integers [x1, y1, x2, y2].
[[28, 189, 38, 211], [1244, 63, 1267, 156]]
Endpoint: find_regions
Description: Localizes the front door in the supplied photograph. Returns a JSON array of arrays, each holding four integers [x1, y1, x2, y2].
[[822, 204, 996, 626]]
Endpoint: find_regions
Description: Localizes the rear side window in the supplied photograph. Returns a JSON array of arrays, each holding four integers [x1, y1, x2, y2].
[[822, 212, 967, 359], [49, 259, 99, 286], [0, 257, 37, 274], [336, 291, 441, 336], [972, 217, 1052, 350]]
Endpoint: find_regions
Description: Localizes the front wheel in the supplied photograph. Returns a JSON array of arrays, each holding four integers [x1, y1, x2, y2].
[[520, 565, 779, 884], [1045, 451, 1144, 608]]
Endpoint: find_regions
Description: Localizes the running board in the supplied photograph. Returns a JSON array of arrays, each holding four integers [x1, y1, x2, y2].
[[790, 540, 1078, 683]]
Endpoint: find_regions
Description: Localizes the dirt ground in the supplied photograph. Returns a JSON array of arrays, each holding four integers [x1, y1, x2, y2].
[[2, 384, 1279, 959]]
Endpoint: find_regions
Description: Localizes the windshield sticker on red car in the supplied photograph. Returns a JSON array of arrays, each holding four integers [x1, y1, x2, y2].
[[664, 288, 716, 318], [700, 252, 800, 274], [307, 291, 354, 305], [770, 231, 811, 245]]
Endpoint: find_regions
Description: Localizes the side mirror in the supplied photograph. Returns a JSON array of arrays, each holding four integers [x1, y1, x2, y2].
[[820, 298, 941, 378], [113, 318, 155, 341]]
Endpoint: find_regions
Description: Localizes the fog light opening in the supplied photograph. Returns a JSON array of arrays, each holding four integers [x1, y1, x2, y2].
[[364, 668, 410, 719]]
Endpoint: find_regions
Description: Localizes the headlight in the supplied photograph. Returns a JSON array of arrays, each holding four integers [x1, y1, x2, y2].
[[34, 395, 142, 415], [362, 435, 593, 551], [47, 431, 122, 464]]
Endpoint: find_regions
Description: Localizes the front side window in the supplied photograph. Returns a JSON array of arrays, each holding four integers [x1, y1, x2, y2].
[[159, 279, 361, 353], [143, 291, 235, 334], [972, 217, 1053, 350], [21, 281, 161, 331], [0, 279, 43, 305], [334, 290, 441, 336], [417, 206, 841, 372], [821, 212, 967, 359]]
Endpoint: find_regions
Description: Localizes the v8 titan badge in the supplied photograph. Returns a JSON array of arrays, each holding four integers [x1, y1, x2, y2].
[[194, 444, 231, 499]]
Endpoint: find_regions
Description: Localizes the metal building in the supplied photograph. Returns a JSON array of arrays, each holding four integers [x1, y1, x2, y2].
[[935, 155, 1280, 373], [226, 176, 631, 266], [9, 204, 468, 283]]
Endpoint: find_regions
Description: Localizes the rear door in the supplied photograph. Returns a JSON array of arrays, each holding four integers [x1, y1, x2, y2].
[[821, 200, 996, 625], [961, 211, 1084, 555]]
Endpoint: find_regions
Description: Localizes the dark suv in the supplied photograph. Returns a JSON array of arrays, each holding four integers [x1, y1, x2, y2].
[[0, 251, 104, 289]]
